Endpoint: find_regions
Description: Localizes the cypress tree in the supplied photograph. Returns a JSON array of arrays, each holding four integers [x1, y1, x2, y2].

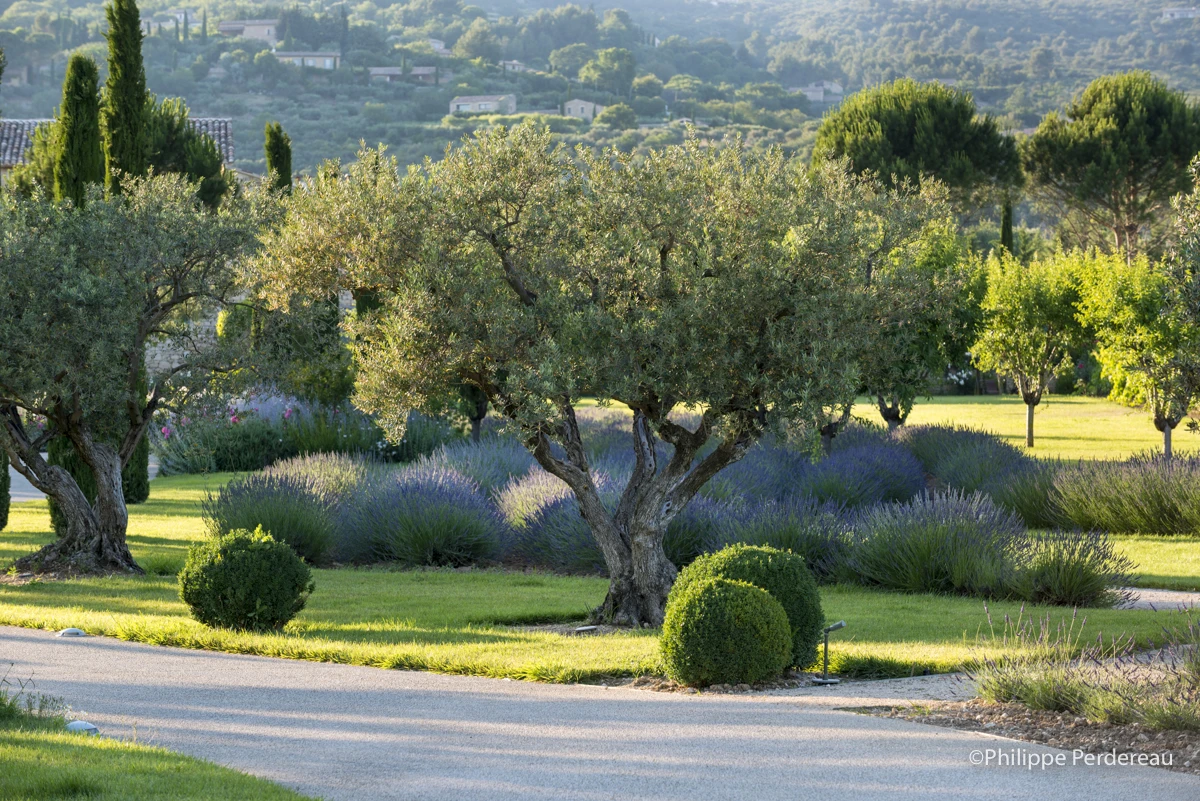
[[53, 54, 104, 206], [264, 121, 293, 192], [182, 11, 189, 42], [101, 0, 147, 194], [1000, 199, 1014, 254], [200, 9, 207, 44]]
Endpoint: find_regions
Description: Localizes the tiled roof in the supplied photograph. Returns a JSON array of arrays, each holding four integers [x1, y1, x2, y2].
[[0, 118, 234, 168], [0, 119, 44, 168], [450, 95, 512, 103]]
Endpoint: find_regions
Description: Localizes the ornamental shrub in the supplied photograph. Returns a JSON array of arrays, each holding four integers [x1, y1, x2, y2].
[[1053, 454, 1200, 535], [797, 443, 925, 508], [672, 544, 824, 669], [661, 577, 792, 687], [178, 527, 314, 632]]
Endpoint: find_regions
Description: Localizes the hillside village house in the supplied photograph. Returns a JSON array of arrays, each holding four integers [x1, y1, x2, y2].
[[217, 19, 279, 46], [500, 60, 533, 73], [450, 94, 516, 114], [369, 66, 441, 84], [0, 118, 235, 186], [275, 51, 340, 70], [427, 38, 453, 56], [564, 99, 605, 122], [795, 80, 844, 104]]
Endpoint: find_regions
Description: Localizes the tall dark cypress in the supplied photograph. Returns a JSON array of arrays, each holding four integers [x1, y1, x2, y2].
[[1000, 198, 1014, 254], [200, 9, 207, 44], [101, 0, 147, 193], [53, 54, 104, 206], [264, 121, 293, 192]]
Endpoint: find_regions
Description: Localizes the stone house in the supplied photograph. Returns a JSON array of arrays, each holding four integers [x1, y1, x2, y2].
[[217, 19, 279, 46], [564, 99, 605, 122], [449, 94, 517, 114]]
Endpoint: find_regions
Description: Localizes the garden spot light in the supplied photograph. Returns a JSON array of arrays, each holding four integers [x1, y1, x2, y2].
[[811, 620, 846, 686]]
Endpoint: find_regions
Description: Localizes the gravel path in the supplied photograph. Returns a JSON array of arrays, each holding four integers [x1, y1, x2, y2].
[[1123, 587, 1200, 610], [3, 625, 1198, 801]]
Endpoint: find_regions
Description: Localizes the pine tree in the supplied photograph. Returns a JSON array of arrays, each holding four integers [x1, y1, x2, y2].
[[264, 121, 293, 192], [101, 0, 147, 194], [54, 55, 104, 206]]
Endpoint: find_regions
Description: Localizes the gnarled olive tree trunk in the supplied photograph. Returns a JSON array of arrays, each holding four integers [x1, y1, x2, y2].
[[4, 411, 141, 574], [529, 407, 750, 627]]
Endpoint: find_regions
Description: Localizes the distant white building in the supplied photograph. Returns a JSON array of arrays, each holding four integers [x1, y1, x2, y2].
[[1163, 7, 1200, 19], [275, 51, 341, 70], [428, 38, 453, 56], [368, 67, 404, 82], [500, 60, 533, 73], [449, 94, 516, 114], [218, 19, 279, 46], [794, 80, 844, 104], [564, 99, 605, 122]]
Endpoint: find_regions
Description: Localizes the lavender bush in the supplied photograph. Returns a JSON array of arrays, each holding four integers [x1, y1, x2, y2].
[[796, 443, 926, 508], [422, 437, 536, 497], [842, 491, 1026, 597], [707, 496, 849, 582], [202, 453, 371, 564], [339, 464, 506, 566], [1053, 453, 1200, 535]]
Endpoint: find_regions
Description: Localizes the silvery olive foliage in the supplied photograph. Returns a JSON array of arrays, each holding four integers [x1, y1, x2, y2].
[[0, 176, 267, 573], [254, 124, 945, 624]]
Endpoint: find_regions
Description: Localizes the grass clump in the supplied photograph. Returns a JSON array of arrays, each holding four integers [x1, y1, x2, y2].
[[672, 544, 824, 669], [971, 612, 1200, 732], [179, 527, 315, 632], [661, 578, 792, 687]]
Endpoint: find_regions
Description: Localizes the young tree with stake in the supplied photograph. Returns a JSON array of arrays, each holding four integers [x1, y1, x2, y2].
[[972, 251, 1083, 448]]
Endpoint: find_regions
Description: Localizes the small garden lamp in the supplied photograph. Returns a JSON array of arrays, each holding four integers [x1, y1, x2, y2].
[[811, 620, 846, 686]]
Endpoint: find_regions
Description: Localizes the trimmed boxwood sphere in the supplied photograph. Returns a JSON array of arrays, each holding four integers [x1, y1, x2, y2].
[[179, 527, 314, 632], [660, 577, 792, 687], [672, 544, 824, 669]]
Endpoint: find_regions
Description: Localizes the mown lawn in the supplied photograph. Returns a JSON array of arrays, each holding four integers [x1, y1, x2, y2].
[[0, 716, 312, 800], [2, 473, 1194, 681], [854, 394, 1200, 461]]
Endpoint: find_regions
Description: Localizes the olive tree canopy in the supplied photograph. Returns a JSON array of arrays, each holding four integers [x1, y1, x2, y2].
[[0, 176, 265, 574], [255, 125, 940, 625]]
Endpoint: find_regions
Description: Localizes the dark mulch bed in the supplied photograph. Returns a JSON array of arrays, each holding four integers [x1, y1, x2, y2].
[[864, 698, 1200, 776]]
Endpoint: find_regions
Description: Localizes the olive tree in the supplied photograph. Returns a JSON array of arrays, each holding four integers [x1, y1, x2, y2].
[[1077, 252, 1200, 458], [255, 125, 935, 625], [972, 251, 1083, 448], [0, 176, 264, 574], [862, 223, 972, 428]]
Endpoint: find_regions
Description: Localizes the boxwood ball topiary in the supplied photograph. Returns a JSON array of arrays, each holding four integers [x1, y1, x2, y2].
[[179, 527, 314, 632], [672, 544, 824, 669], [660, 578, 793, 687]]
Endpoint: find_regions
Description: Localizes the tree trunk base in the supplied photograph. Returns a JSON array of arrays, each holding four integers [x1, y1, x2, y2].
[[12, 536, 142, 577], [589, 568, 675, 628]]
